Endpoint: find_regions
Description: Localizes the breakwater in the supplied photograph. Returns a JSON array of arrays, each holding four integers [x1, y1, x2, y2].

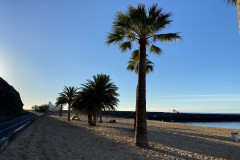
[[103, 111, 240, 122]]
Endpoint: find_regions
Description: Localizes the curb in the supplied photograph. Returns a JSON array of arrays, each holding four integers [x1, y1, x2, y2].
[[0, 114, 42, 153]]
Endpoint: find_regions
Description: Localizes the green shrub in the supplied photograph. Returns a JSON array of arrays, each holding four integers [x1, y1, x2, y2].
[[32, 105, 38, 110], [33, 104, 50, 112]]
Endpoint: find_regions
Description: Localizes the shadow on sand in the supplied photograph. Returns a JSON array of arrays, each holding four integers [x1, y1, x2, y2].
[[101, 119, 240, 160], [35, 115, 144, 160]]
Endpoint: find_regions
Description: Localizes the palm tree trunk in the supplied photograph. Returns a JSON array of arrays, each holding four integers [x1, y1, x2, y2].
[[103, 108, 108, 120], [92, 112, 97, 126], [238, 0, 240, 33], [88, 113, 93, 126], [99, 109, 103, 123], [67, 103, 70, 121], [134, 84, 138, 131], [59, 105, 62, 117], [135, 39, 148, 147]]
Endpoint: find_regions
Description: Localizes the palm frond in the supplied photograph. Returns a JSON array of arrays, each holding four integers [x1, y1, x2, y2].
[[146, 59, 154, 74], [153, 33, 181, 42], [129, 4, 147, 25], [113, 11, 131, 29], [131, 50, 139, 60], [127, 49, 154, 74], [149, 45, 163, 55], [149, 12, 172, 33], [106, 33, 124, 45], [55, 96, 67, 106], [225, 0, 237, 6], [119, 41, 132, 52], [126, 61, 135, 71], [148, 4, 160, 24]]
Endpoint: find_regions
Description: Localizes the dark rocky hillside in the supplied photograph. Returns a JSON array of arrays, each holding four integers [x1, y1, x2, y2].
[[0, 77, 23, 115]]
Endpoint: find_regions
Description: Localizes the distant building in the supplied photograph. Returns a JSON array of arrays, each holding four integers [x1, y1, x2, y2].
[[48, 101, 59, 111], [173, 109, 179, 114]]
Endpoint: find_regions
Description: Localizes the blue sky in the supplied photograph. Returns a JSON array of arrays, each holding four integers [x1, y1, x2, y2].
[[0, 0, 240, 113]]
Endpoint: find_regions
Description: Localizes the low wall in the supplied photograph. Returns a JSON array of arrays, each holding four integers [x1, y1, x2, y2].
[[103, 111, 240, 122], [0, 115, 40, 152]]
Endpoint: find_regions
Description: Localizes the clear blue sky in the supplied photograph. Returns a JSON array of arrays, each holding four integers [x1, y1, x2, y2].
[[0, 0, 240, 113]]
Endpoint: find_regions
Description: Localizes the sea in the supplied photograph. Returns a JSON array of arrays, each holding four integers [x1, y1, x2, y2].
[[175, 113, 240, 129], [178, 122, 240, 130]]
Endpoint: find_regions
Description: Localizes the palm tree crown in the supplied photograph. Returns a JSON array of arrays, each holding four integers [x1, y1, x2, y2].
[[59, 86, 78, 121], [106, 3, 181, 53], [83, 74, 119, 109], [73, 74, 119, 126], [55, 96, 67, 106], [55, 96, 66, 117], [59, 86, 78, 105]]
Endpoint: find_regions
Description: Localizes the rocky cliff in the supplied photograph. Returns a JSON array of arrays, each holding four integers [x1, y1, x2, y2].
[[0, 77, 23, 114]]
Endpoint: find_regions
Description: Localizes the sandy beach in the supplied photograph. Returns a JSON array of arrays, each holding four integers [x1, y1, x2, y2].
[[1, 112, 240, 160]]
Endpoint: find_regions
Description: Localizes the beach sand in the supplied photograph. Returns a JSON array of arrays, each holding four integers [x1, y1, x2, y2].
[[1, 112, 240, 160]]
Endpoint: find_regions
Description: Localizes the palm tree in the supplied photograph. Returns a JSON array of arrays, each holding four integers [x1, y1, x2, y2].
[[106, 4, 181, 147], [72, 87, 95, 125], [55, 96, 66, 117], [226, 0, 240, 33], [73, 74, 119, 126], [59, 86, 78, 121]]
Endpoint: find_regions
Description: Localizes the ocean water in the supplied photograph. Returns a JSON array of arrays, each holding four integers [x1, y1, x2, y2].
[[178, 122, 240, 130]]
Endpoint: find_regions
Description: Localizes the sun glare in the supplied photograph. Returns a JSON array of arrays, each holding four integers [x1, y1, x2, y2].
[[0, 54, 12, 80]]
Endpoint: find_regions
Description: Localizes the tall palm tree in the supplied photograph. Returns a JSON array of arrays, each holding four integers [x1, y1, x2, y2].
[[55, 96, 66, 117], [73, 74, 119, 126], [226, 0, 240, 33], [59, 86, 78, 121], [106, 4, 181, 147]]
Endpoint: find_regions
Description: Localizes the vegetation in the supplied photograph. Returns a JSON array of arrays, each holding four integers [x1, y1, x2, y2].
[[127, 50, 154, 74], [72, 74, 119, 126], [58, 86, 78, 121], [33, 104, 50, 112], [55, 96, 66, 117], [225, 0, 240, 32], [106, 4, 181, 147]]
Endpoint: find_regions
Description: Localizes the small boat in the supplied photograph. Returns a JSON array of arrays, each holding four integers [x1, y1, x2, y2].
[[173, 109, 179, 114]]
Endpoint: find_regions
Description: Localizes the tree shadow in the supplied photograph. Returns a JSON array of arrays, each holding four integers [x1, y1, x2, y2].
[[36, 116, 145, 160], [147, 128, 240, 159], [100, 120, 240, 159], [148, 125, 234, 142]]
